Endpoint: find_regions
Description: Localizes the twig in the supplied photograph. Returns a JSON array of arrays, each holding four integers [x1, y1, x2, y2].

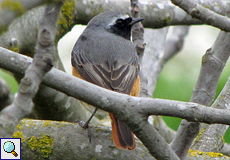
[[164, 26, 190, 62], [171, 0, 230, 31], [0, 77, 13, 111]]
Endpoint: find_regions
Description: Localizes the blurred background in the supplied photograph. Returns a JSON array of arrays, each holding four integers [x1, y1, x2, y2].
[[1, 24, 230, 142]]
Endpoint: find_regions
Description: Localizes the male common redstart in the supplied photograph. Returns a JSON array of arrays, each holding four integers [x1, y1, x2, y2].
[[71, 11, 143, 150]]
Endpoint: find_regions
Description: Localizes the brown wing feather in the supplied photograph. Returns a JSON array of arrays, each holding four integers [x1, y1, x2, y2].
[[72, 50, 139, 94]]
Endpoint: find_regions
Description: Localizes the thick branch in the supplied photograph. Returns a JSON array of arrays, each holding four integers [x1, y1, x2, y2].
[[1, 0, 228, 58], [74, 0, 229, 29], [1, 0, 229, 47], [14, 119, 153, 160], [14, 119, 229, 160], [2, 49, 230, 126]]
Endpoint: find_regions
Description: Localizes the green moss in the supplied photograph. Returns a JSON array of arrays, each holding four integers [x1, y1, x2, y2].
[[142, 153, 145, 157], [194, 128, 205, 142], [202, 55, 208, 63], [57, 0, 75, 40], [24, 120, 38, 129], [95, 128, 104, 133], [9, 45, 19, 52], [162, 16, 171, 25], [16, 124, 22, 130], [98, 5, 104, 13], [12, 131, 25, 143], [0, 25, 8, 35], [8, 39, 19, 52], [221, 135, 225, 143], [43, 121, 52, 127], [58, 121, 67, 127], [28, 135, 54, 158], [1, 0, 25, 16], [153, 117, 157, 125], [28, 136, 37, 150], [188, 149, 224, 158], [41, 120, 68, 128], [206, 152, 223, 157]]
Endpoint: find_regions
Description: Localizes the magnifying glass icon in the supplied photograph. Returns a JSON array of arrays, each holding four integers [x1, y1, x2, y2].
[[3, 141, 18, 157]]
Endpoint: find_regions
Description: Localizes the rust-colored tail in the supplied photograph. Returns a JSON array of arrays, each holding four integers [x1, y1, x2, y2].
[[109, 113, 136, 150]]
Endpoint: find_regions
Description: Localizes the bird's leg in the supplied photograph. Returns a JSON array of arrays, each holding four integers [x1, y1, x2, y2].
[[83, 108, 98, 128], [77, 108, 98, 143]]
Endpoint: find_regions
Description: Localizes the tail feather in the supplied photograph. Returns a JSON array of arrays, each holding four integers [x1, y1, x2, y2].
[[109, 113, 136, 150]]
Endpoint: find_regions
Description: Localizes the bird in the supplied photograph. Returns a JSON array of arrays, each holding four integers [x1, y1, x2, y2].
[[71, 11, 143, 150]]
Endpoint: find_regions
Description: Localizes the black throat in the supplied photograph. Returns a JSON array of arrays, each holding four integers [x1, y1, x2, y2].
[[106, 25, 132, 40]]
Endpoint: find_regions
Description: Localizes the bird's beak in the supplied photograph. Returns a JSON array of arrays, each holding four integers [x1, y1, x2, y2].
[[129, 18, 144, 25]]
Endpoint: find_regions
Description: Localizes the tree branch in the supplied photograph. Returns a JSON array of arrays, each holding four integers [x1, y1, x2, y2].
[[1, 0, 230, 158], [2, 48, 230, 158], [0, 2, 63, 137], [1, 0, 229, 45], [0, 0, 48, 33], [164, 26, 190, 62], [14, 119, 153, 160], [130, 0, 176, 146], [0, 0, 102, 124], [130, 0, 145, 61], [0, 76, 14, 111], [129, 1, 179, 159], [171, 0, 230, 31], [14, 119, 230, 159], [0, 0, 177, 141], [221, 143, 230, 157], [191, 33, 230, 152], [170, 30, 230, 159], [0, 0, 228, 69], [74, 0, 229, 29]]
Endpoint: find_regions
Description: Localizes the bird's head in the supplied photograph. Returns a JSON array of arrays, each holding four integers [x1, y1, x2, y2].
[[86, 11, 144, 40]]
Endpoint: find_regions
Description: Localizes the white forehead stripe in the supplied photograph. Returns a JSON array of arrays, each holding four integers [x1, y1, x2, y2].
[[120, 14, 129, 19], [108, 14, 130, 26]]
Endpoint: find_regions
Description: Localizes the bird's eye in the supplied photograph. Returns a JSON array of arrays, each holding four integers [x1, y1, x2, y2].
[[125, 17, 132, 24], [115, 18, 124, 26]]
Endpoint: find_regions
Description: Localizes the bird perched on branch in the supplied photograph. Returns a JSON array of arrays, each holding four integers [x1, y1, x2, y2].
[[71, 11, 143, 150]]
